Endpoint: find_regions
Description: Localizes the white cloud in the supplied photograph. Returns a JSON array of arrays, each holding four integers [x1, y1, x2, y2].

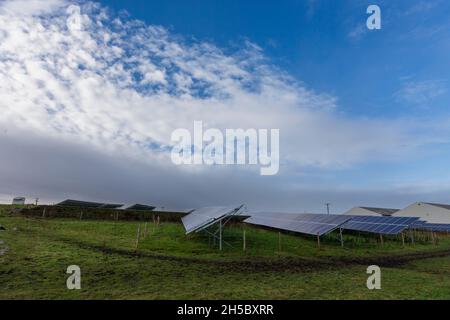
[[0, 1, 431, 168], [0, 0, 66, 16], [347, 24, 367, 40], [395, 79, 447, 106], [404, 0, 441, 16]]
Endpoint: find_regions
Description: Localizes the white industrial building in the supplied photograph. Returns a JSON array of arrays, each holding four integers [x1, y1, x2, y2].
[[12, 197, 25, 205], [394, 202, 450, 224], [343, 206, 399, 217]]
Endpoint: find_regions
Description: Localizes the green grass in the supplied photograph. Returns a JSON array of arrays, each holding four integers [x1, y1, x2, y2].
[[1, 205, 450, 299]]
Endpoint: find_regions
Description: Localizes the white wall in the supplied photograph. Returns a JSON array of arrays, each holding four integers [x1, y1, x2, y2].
[[395, 202, 450, 224]]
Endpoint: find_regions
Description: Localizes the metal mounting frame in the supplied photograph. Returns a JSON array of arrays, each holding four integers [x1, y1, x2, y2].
[[196, 207, 243, 250]]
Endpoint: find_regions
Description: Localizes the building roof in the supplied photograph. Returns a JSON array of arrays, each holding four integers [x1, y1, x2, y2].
[[423, 202, 450, 211], [359, 207, 399, 216]]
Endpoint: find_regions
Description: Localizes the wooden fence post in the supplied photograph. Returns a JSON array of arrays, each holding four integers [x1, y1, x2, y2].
[[144, 222, 148, 239], [431, 231, 436, 245], [278, 232, 281, 252], [135, 225, 141, 249]]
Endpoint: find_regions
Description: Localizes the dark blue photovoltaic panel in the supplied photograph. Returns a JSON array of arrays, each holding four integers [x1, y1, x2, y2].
[[125, 204, 156, 211], [414, 223, 450, 232], [182, 205, 243, 234], [342, 215, 420, 235], [244, 213, 352, 236], [57, 199, 123, 209]]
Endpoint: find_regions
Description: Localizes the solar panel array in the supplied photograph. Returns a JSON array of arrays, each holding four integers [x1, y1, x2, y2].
[[413, 223, 450, 232], [125, 204, 156, 211], [57, 199, 123, 209], [182, 205, 244, 234], [342, 215, 420, 235], [101, 203, 125, 209], [244, 213, 352, 236]]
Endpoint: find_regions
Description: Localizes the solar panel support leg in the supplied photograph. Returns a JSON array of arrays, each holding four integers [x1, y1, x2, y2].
[[380, 234, 384, 247], [401, 232, 405, 247], [219, 220, 222, 251], [200, 215, 237, 250], [409, 228, 415, 245], [339, 228, 344, 248], [317, 234, 321, 249]]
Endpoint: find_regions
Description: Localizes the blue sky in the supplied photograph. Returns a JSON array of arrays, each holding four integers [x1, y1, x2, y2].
[[101, 0, 450, 118], [1, 0, 450, 212]]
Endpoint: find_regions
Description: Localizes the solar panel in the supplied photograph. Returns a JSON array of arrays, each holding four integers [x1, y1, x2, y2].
[[342, 215, 420, 235], [125, 204, 156, 211], [57, 199, 123, 209], [100, 203, 124, 209], [414, 223, 450, 232], [182, 205, 244, 234], [244, 213, 352, 236]]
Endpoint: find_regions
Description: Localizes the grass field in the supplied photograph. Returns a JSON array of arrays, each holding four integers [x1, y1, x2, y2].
[[1, 205, 450, 299]]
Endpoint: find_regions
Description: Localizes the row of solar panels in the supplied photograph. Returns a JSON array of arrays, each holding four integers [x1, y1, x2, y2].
[[181, 206, 450, 237], [59, 200, 450, 235], [243, 213, 350, 236], [244, 212, 421, 236], [181, 207, 420, 236], [342, 215, 420, 235], [412, 222, 450, 232], [56, 199, 156, 211]]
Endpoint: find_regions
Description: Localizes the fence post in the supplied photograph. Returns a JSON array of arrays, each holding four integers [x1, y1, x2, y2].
[[278, 232, 281, 252], [135, 225, 141, 250]]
